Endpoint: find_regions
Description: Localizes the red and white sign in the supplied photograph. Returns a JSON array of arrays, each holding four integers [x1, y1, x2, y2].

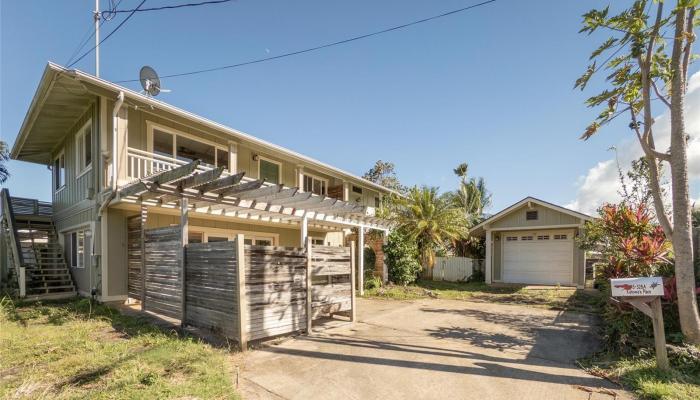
[[611, 277, 664, 297]]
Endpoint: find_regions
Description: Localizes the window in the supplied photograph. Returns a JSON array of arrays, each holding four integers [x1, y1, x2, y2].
[[153, 129, 174, 158], [537, 235, 550, 240], [176, 135, 215, 165], [554, 234, 568, 240], [65, 229, 88, 268], [188, 232, 203, 244], [303, 174, 328, 195], [244, 238, 274, 246], [352, 185, 363, 194], [311, 238, 325, 246], [53, 152, 65, 191], [259, 158, 281, 184], [374, 197, 381, 208], [76, 121, 92, 175], [506, 236, 518, 241], [526, 210, 538, 220], [521, 235, 534, 241], [207, 236, 229, 243], [217, 149, 229, 170]]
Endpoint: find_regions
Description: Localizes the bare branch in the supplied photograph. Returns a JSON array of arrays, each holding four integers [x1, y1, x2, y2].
[[645, 1, 665, 64], [630, 108, 671, 162], [651, 80, 672, 108]]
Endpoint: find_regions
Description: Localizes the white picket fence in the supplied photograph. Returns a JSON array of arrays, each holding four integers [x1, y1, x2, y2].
[[430, 257, 482, 282]]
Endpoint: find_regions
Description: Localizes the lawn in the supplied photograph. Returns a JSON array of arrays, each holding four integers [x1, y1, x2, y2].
[[363, 279, 602, 313], [579, 350, 700, 400], [0, 296, 238, 400]]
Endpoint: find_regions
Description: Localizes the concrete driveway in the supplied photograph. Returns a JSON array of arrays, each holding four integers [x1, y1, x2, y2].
[[238, 298, 629, 400]]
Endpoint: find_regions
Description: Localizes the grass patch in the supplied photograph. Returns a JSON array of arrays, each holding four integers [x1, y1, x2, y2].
[[363, 279, 602, 312], [0, 296, 238, 400], [580, 350, 700, 400]]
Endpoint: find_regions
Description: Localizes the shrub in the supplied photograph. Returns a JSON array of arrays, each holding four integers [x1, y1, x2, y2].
[[364, 275, 382, 290], [364, 246, 377, 281], [383, 230, 421, 286], [467, 268, 485, 283]]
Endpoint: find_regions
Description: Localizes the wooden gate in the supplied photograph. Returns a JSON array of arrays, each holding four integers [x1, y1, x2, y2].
[[309, 245, 353, 319]]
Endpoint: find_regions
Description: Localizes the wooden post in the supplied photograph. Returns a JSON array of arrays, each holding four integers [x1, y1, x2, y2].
[[140, 205, 147, 311], [650, 297, 669, 370], [18, 267, 26, 298], [235, 234, 248, 351], [350, 241, 356, 322], [306, 237, 313, 334], [180, 198, 189, 326], [358, 226, 364, 296]]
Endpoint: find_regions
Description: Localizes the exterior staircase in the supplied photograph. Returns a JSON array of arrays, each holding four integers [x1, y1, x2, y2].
[[1, 189, 76, 300]]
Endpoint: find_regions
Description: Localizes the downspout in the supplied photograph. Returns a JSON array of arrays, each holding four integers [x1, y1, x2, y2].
[[97, 91, 124, 217], [94, 91, 124, 299]]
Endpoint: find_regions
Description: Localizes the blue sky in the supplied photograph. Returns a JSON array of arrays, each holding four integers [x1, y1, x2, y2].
[[2, 0, 694, 212]]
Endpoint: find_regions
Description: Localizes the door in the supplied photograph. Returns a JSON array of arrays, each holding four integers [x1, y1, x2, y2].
[[501, 230, 573, 285]]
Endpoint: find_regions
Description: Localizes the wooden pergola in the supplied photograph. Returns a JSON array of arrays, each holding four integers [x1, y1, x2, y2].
[[115, 160, 391, 289]]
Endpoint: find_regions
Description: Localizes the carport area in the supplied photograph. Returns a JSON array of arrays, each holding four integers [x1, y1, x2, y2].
[[237, 298, 630, 400]]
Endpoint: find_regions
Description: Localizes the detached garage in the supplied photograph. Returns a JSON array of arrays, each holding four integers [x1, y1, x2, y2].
[[470, 197, 593, 288]]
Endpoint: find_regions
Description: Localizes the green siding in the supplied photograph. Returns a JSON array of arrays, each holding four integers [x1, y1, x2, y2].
[[490, 204, 581, 229]]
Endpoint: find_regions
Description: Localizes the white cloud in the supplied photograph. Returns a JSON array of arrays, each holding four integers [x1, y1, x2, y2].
[[567, 71, 700, 215]]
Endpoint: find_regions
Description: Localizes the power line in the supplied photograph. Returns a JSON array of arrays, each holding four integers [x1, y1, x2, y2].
[[65, 0, 125, 67], [115, 0, 496, 83], [106, 0, 233, 15], [67, 0, 147, 69]]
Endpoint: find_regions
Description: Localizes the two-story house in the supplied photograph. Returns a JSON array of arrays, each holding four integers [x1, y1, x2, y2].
[[5, 62, 392, 301]]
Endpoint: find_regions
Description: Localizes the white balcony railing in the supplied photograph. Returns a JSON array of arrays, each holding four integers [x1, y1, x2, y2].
[[126, 147, 221, 182]]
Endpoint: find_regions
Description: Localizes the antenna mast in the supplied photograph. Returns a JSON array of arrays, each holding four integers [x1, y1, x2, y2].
[[94, 0, 100, 77]]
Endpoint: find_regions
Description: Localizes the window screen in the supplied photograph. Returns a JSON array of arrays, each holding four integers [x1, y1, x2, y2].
[[259, 159, 280, 184]]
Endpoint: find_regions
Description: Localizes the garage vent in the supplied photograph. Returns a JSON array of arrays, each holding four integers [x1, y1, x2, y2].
[[521, 235, 533, 241], [553, 234, 568, 240], [506, 236, 518, 241], [526, 211, 538, 220], [537, 235, 549, 240]]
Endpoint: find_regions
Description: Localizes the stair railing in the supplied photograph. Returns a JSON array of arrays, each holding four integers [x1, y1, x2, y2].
[[1, 188, 26, 297]]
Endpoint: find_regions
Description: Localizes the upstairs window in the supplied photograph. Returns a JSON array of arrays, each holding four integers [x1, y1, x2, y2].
[[176, 135, 215, 166], [53, 151, 65, 191], [526, 210, 538, 220], [149, 124, 228, 169], [259, 157, 281, 184], [352, 185, 363, 194], [303, 174, 327, 195], [76, 121, 92, 175]]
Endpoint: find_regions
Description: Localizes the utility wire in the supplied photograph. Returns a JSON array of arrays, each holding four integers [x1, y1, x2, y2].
[[106, 0, 233, 15], [115, 0, 496, 83], [67, 0, 147, 69], [65, 0, 124, 67]]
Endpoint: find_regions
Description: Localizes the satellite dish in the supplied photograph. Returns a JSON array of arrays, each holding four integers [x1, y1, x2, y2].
[[139, 66, 170, 97]]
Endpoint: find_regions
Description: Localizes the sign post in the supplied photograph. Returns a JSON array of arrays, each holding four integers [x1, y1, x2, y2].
[[610, 276, 668, 370]]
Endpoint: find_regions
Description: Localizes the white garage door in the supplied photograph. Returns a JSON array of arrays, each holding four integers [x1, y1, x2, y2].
[[502, 230, 573, 285]]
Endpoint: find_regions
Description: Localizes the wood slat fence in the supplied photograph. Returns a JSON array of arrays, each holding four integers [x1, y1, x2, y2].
[[127, 228, 355, 349], [427, 257, 483, 282]]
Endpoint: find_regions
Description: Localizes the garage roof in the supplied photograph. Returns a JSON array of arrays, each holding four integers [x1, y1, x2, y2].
[[469, 196, 593, 236]]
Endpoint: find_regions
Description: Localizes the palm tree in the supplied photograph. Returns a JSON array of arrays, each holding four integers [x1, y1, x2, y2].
[[0, 141, 9, 184], [447, 163, 491, 227], [391, 186, 468, 268]]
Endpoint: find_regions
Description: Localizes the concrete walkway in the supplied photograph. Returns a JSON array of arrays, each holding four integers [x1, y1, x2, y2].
[[237, 298, 630, 400]]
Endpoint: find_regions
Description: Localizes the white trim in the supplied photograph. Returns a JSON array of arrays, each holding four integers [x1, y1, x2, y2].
[[257, 155, 282, 184], [489, 223, 584, 232], [485, 229, 492, 284], [13, 63, 395, 196], [75, 119, 93, 176], [302, 172, 329, 196], [471, 197, 593, 233], [189, 225, 279, 245], [98, 294, 127, 302], [53, 150, 66, 192], [146, 120, 227, 166]]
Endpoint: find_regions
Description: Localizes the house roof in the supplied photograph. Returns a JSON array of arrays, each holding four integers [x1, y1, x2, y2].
[[11, 62, 397, 195], [469, 196, 593, 236]]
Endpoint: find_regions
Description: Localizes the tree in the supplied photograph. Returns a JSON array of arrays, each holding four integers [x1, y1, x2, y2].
[[363, 160, 406, 194], [448, 162, 491, 227], [391, 186, 468, 268], [0, 141, 9, 184], [384, 229, 422, 285], [576, 1, 700, 343]]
